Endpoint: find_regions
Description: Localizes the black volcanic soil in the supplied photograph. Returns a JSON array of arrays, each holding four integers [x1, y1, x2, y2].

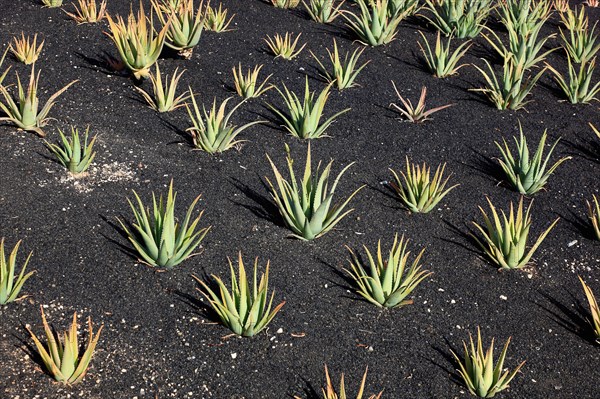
[[0, 1, 599, 398]]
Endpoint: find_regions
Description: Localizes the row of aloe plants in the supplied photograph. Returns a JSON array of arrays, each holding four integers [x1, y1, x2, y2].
[[2, 138, 600, 393], [5, 1, 598, 139], [2, 181, 599, 395]]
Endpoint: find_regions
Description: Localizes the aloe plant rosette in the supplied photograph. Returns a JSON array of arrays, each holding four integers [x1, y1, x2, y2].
[[266, 144, 364, 240], [193, 252, 285, 337], [119, 181, 210, 269]]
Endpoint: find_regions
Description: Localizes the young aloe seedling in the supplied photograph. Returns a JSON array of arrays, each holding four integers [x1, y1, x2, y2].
[[472, 197, 559, 269], [311, 39, 370, 90], [193, 252, 285, 337], [266, 143, 364, 240], [346, 234, 432, 308], [203, 3, 235, 32], [269, 77, 351, 139], [119, 180, 211, 269], [495, 123, 571, 195], [9, 32, 44, 65], [389, 158, 458, 213], [451, 327, 525, 397], [152, 0, 205, 58], [0, 238, 34, 305], [186, 91, 263, 153], [579, 276, 600, 342], [105, 1, 168, 79], [135, 63, 190, 112], [45, 126, 97, 175], [294, 365, 383, 399], [0, 66, 77, 137], [343, 0, 408, 46], [27, 307, 103, 384], [64, 0, 107, 24]]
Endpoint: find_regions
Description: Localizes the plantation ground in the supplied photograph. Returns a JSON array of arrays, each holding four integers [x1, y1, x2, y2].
[[0, 1, 599, 398]]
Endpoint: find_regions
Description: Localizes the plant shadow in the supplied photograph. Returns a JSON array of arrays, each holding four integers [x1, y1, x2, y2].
[[439, 219, 482, 257], [156, 115, 194, 147], [100, 214, 139, 262], [430, 337, 463, 387], [464, 145, 506, 184], [291, 376, 321, 399], [553, 207, 596, 241], [561, 136, 600, 165], [73, 51, 129, 77], [15, 324, 47, 377], [316, 256, 358, 302], [175, 270, 224, 324], [229, 176, 287, 228], [536, 289, 599, 345], [367, 181, 405, 212]]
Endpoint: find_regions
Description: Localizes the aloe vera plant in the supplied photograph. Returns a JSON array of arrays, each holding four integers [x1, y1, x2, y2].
[[483, 19, 557, 71], [41, 0, 63, 7], [186, 91, 263, 153], [546, 56, 600, 104], [264, 32, 306, 60], [560, 22, 600, 64], [579, 276, 600, 342], [105, 2, 168, 79], [472, 197, 559, 269], [422, 0, 494, 39], [303, 0, 345, 23], [232, 64, 273, 99], [272, 0, 300, 7], [390, 83, 455, 122], [119, 180, 211, 269], [9, 32, 44, 65], [498, 0, 551, 38], [389, 158, 458, 213], [270, 77, 350, 139], [587, 194, 600, 240], [418, 31, 472, 78], [266, 144, 364, 240], [154, 0, 183, 12], [311, 39, 370, 90], [153, 0, 205, 58], [27, 307, 103, 384], [343, 0, 408, 46], [203, 3, 234, 32], [0, 66, 78, 137], [559, 4, 588, 32], [64, 0, 107, 23], [346, 234, 432, 308], [495, 124, 571, 195], [0, 238, 34, 305], [45, 126, 97, 175], [388, 0, 419, 16], [451, 327, 525, 397], [295, 365, 383, 399], [472, 55, 546, 110], [553, 0, 569, 12], [193, 252, 285, 337], [135, 63, 190, 112]]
